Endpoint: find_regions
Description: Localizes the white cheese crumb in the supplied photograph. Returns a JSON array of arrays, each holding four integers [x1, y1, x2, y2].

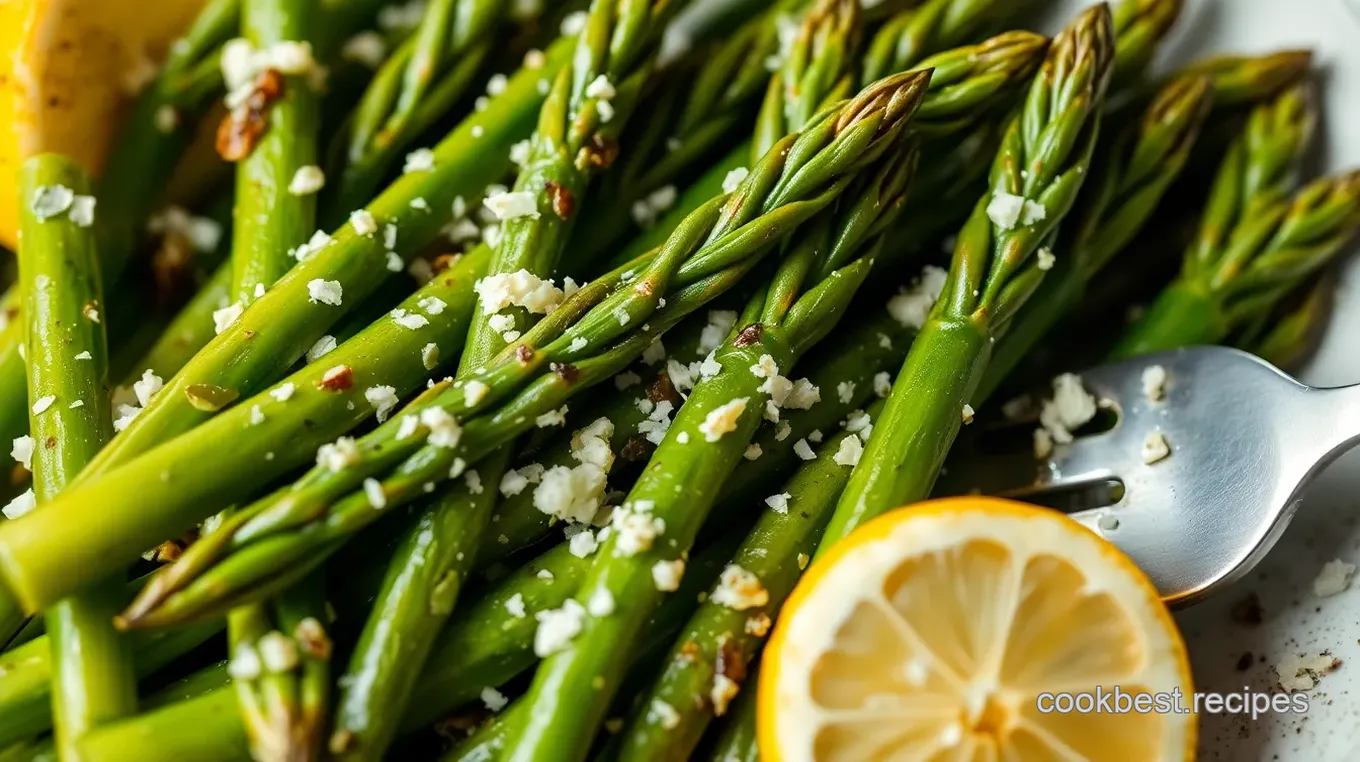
[[533, 599, 586, 656], [341, 31, 387, 68], [505, 592, 527, 618], [69, 196, 96, 227], [11, 436, 34, 471], [1313, 559, 1356, 597], [712, 565, 768, 610], [775, 421, 792, 442], [74, 350, 93, 361], [483, 190, 540, 221], [1038, 373, 1098, 445], [31, 395, 56, 415], [536, 406, 568, 428], [536, 569, 554, 581], [270, 383, 296, 402], [836, 381, 855, 405], [386, 251, 403, 272], [793, 438, 815, 460], [403, 148, 435, 174], [213, 301, 245, 334], [317, 437, 360, 472], [722, 167, 749, 194], [587, 586, 616, 617], [765, 493, 791, 514], [1142, 365, 1167, 403], [397, 413, 422, 440], [421, 342, 440, 370], [365, 386, 399, 423], [698, 311, 738, 355], [744, 444, 763, 461], [481, 686, 509, 712], [420, 407, 462, 448], [307, 279, 343, 306], [1036, 247, 1055, 271], [1022, 199, 1047, 226], [568, 528, 599, 558], [711, 674, 740, 716], [475, 270, 564, 314], [652, 559, 686, 591], [288, 165, 325, 195], [249, 405, 265, 425], [887, 266, 948, 329], [306, 335, 337, 363], [784, 379, 820, 410], [350, 209, 378, 236], [648, 699, 681, 729], [363, 478, 387, 509], [699, 398, 748, 442], [291, 229, 332, 261], [833, 434, 864, 467], [961, 404, 975, 425], [227, 642, 261, 680], [986, 191, 1026, 230], [133, 369, 165, 408], [1, 488, 35, 519], [642, 338, 667, 365], [873, 371, 892, 398], [30, 185, 75, 220], [391, 309, 430, 330], [1276, 652, 1339, 692], [611, 501, 666, 557], [1034, 428, 1054, 459], [1141, 431, 1171, 465], [465, 470, 483, 494]]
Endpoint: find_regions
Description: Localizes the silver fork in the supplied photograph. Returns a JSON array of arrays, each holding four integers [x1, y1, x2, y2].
[[941, 346, 1360, 606]]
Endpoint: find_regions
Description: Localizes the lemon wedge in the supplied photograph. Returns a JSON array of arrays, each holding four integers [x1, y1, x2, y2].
[[0, 0, 207, 249], [759, 497, 1195, 762]]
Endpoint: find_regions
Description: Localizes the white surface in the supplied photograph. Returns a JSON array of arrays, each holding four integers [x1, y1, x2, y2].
[[1040, 1, 1360, 759]]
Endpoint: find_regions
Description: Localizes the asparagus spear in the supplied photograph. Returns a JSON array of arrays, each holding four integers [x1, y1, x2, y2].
[[974, 73, 1215, 402], [1172, 49, 1312, 107], [501, 101, 925, 762], [1108, 0, 1183, 91], [1243, 272, 1334, 370], [227, 0, 324, 308], [328, 2, 688, 758], [332, 0, 509, 215], [1114, 169, 1360, 356], [1110, 81, 1334, 356], [571, 0, 843, 266], [226, 575, 331, 762], [611, 404, 882, 761], [613, 14, 1046, 271], [76, 33, 577, 478], [0, 245, 485, 613], [859, 0, 1044, 86], [109, 71, 929, 630], [14, 156, 137, 758], [820, 3, 1116, 548]]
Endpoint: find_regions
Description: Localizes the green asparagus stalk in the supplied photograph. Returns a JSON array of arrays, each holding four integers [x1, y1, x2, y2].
[[226, 574, 331, 762], [1243, 272, 1334, 370], [15, 156, 137, 758], [328, 2, 688, 758], [0, 606, 221, 748], [109, 71, 930, 631], [974, 74, 1214, 402], [1114, 169, 1360, 356], [1108, 0, 1183, 91], [821, 3, 1116, 548], [569, 0, 836, 266], [440, 533, 741, 762], [501, 107, 925, 762], [227, 0, 323, 307], [860, 0, 1044, 85], [612, 25, 1047, 271], [702, 682, 759, 762], [611, 403, 882, 761], [1171, 49, 1312, 107], [332, 0, 509, 215], [0, 245, 485, 613], [1110, 81, 1335, 356], [74, 33, 576, 479]]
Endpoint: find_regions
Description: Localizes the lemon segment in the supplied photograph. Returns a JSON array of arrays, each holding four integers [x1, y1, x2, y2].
[[0, 0, 207, 249], [760, 498, 1195, 762]]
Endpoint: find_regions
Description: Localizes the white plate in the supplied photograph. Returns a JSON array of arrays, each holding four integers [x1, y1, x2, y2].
[[1038, 1, 1360, 759]]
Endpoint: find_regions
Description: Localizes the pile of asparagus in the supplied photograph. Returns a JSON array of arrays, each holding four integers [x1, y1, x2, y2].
[[1, 0, 1357, 760]]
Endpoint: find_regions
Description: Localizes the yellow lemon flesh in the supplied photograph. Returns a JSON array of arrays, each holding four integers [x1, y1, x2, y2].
[[760, 497, 1196, 762], [0, 0, 207, 249]]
